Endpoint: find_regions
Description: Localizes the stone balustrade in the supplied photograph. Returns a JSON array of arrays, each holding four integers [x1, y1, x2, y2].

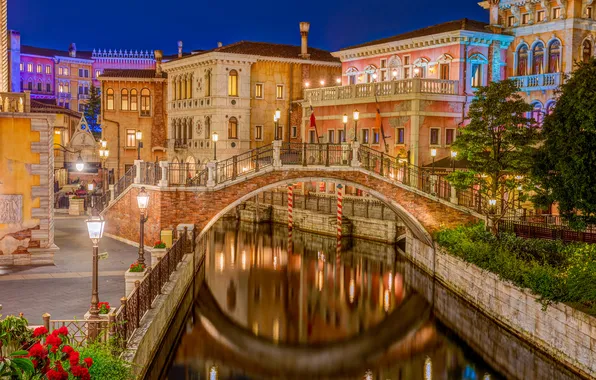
[[510, 72, 562, 91], [0, 91, 30, 113]]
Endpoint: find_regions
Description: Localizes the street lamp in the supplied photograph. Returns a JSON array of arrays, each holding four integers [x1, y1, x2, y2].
[[274, 109, 281, 141], [320, 80, 325, 86], [353, 109, 359, 142], [392, 69, 398, 79], [342, 114, 348, 143], [336, 78, 341, 85], [450, 151, 457, 172], [76, 153, 85, 172], [431, 149, 437, 175], [100, 139, 107, 149], [136, 187, 149, 266], [86, 211, 105, 325], [136, 130, 143, 160], [212, 132, 218, 161]]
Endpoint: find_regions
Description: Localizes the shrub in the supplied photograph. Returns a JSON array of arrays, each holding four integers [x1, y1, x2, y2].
[[79, 342, 132, 379]]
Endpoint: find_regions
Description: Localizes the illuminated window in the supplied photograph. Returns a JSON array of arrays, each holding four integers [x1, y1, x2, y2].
[[533, 42, 545, 74], [508, 15, 515, 26], [64, 67, 69, 76], [228, 117, 238, 139], [140, 89, 151, 116], [430, 128, 440, 145], [553, 7, 561, 19], [537, 10, 545, 22], [276, 84, 284, 100], [372, 128, 380, 144], [228, 69, 238, 96], [27, 63, 33, 72], [45, 65, 51, 74], [19, 62, 23, 71], [548, 40, 561, 73], [522, 13, 529, 24], [106, 88, 114, 110], [328, 129, 335, 143], [121, 89, 129, 110], [36, 64, 42, 73], [397, 127, 405, 144], [126, 129, 136, 147], [255, 125, 263, 140], [95, 70, 101, 78], [255, 83, 263, 99], [130, 89, 138, 111], [471, 63, 483, 87]]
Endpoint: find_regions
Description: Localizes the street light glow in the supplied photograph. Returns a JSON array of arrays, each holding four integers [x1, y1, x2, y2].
[[353, 109, 359, 121], [275, 108, 281, 119], [431, 149, 437, 157], [342, 114, 348, 124], [137, 187, 150, 213], [86, 214, 105, 242], [212, 132, 218, 142], [136, 130, 142, 141], [76, 153, 85, 172], [451, 151, 457, 158]]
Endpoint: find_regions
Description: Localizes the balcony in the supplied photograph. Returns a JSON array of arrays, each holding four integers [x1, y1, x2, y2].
[[0, 92, 31, 113], [304, 78, 460, 106], [510, 72, 562, 92]]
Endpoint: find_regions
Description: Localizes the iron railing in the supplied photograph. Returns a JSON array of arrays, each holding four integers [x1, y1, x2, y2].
[[498, 218, 596, 243], [113, 165, 136, 200], [139, 162, 161, 186], [214, 144, 274, 185]]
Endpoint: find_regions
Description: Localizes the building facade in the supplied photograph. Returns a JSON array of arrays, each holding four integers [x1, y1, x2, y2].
[[99, 54, 168, 178], [162, 23, 341, 171]]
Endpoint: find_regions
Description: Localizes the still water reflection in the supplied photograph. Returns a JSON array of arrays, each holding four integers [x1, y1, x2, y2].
[[166, 221, 563, 380]]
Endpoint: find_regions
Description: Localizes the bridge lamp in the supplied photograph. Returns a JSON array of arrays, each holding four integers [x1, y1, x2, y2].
[[320, 80, 325, 86], [342, 114, 348, 142], [86, 211, 105, 328], [275, 108, 281, 120], [76, 153, 85, 172], [430, 149, 437, 176], [212, 132, 218, 161], [353, 109, 359, 142], [450, 151, 457, 172]]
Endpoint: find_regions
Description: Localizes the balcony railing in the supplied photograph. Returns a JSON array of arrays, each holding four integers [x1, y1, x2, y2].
[[305, 78, 459, 104], [510, 72, 562, 91], [0, 92, 31, 113]]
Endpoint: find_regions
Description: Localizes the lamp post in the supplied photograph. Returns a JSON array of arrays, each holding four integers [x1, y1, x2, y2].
[[99, 143, 110, 195], [450, 151, 457, 172], [86, 211, 105, 329], [136, 187, 150, 266], [274, 108, 281, 141], [431, 149, 437, 175], [353, 109, 359, 142], [342, 114, 348, 143], [212, 132, 218, 161], [136, 130, 143, 160]]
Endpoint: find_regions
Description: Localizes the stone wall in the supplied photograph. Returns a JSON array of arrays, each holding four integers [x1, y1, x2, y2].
[[402, 234, 596, 379]]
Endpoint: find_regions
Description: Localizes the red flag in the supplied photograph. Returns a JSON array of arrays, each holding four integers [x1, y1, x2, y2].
[[310, 108, 317, 129]]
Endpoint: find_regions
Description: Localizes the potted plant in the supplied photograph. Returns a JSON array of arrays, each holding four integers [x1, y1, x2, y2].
[[124, 262, 147, 296], [151, 241, 167, 268], [97, 302, 110, 316]]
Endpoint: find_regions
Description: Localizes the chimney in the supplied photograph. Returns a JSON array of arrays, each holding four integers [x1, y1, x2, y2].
[[299, 22, 310, 59], [154, 50, 163, 76], [177, 40, 183, 58], [217, 42, 223, 48], [69, 43, 77, 58]]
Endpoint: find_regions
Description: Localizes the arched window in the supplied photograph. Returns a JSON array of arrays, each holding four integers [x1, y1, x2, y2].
[[346, 67, 358, 85], [228, 70, 238, 96], [187, 75, 192, 99], [437, 54, 453, 80], [140, 89, 151, 116], [106, 88, 114, 110], [121, 89, 129, 110], [364, 65, 377, 83], [548, 40, 561, 73], [413, 58, 429, 78], [530, 102, 543, 124], [583, 40, 592, 62], [204, 116, 211, 140], [130, 89, 138, 111], [187, 118, 193, 140], [517, 45, 529, 76], [205, 70, 211, 97], [546, 101, 556, 115], [388, 56, 402, 80], [228, 117, 238, 139], [176, 77, 182, 100], [532, 42, 545, 74]]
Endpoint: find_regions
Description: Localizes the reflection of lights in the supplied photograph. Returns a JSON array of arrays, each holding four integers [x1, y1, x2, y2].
[[318, 251, 325, 262], [364, 369, 373, 380], [218, 253, 224, 272], [273, 318, 280, 343], [209, 365, 218, 380], [424, 357, 432, 380], [317, 270, 324, 291], [388, 272, 393, 291], [349, 277, 355, 303], [230, 246, 236, 268], [383, 289, 390, 312], [483, 374, 491, 380], [241, 250, 247, 270], [273, 255, 278, 270], [252, 322, 259, 336]]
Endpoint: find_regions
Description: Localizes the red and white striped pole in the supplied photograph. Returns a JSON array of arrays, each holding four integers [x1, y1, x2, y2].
[[336, 184, 344, 253], [288, 183, 294, 231]]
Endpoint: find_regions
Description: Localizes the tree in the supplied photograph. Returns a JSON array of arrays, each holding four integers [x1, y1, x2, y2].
[[533, 59, 596, 226], [448, 79, 540, 232], [84, 84, 101, 138]]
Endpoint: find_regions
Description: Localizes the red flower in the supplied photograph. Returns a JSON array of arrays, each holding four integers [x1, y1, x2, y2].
[[31, 359, 38, 368], [46, 334, 62, 352], [28, 342, 48, 359], [52, 326, 68, 336], [69, 350, 80, 367], [46, 367, 68, 380], [33, 326, 48, 337], [71, 365, 91, 380], [62, 345, 74, 356], [83, 357, 93, 368]]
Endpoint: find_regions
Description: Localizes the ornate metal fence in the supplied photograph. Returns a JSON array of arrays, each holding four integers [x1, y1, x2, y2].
[[113, 165, 136, 200]]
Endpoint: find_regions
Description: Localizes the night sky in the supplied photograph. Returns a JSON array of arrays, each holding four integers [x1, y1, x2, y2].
[[10, 0, 487, 54]]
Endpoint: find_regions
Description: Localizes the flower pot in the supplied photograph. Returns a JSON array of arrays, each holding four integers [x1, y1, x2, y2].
[[125, 268, 147, 297], [151, 247, 167, 268]]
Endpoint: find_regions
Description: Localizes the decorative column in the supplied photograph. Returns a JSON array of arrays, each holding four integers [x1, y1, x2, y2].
[[336, 184, 344, 254], [133, 160, 142, 184], [0, 0, 8, 92], [450, 184, 459, 205], [206, 161, 216, 188], [158, 161, 169, 187], [273, 140, 282, 167], [351, 141, 361, 167], [287, 184, 294, 231]]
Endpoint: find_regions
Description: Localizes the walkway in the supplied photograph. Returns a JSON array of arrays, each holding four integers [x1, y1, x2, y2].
[[0, 216, 138, 324]]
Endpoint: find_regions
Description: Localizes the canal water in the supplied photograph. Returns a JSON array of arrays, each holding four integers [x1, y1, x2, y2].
[[164, 220, 578, 380]]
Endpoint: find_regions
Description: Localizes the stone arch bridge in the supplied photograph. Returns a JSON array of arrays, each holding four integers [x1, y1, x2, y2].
[[101, 142, 481, 252]]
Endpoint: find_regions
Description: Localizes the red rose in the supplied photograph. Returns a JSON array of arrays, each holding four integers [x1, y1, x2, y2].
[[28, 342, 48, 359], [31, 359, 38, 368], [83, 357, 93, 368], [62, 345, 74, 356], [46, 334, 62, 352], [46, 368, 68, 380], [71, 365, 91, 380], [55, 326, 69, 336], [33, 326, 48, 337], [69, 351, 80, 366]]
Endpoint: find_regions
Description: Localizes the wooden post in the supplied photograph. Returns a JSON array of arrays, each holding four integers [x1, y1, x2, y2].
[[42, 313, 51, 331]]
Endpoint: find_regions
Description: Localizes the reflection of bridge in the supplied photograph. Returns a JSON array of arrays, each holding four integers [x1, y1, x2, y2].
[[102, 141, 481, 250]]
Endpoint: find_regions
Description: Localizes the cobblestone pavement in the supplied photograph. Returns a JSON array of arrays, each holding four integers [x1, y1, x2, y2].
[[0, 216, 139, 324]]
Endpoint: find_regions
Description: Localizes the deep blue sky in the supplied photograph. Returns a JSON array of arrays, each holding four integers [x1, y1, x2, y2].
[[10, 0, 487, 54]]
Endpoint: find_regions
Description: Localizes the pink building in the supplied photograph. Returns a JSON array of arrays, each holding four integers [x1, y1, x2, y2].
[[302, 19, 513, 167]]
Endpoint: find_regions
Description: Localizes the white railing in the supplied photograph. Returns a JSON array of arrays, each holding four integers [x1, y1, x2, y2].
[[0, 92, 30, 113], [305, 78, 459, 104], [510, 72, 562, 91]]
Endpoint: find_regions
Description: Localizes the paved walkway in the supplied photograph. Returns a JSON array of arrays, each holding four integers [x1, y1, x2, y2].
[[0, 216, 138, 324]]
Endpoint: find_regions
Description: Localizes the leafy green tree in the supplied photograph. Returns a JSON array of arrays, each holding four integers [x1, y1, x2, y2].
[[448, 79, 540, 232], [533, 59, 596, 226], [84, 84, 102, 138]]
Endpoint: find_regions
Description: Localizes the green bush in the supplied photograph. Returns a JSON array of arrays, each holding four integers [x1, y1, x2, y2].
[[79, 342, 132, 379], [435, 222, 596, 314]]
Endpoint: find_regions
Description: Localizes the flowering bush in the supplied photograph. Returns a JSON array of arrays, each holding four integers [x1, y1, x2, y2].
[[153, 241, 166, 249], [98, 302, 110, 314], [129, 262, 146, 273]]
